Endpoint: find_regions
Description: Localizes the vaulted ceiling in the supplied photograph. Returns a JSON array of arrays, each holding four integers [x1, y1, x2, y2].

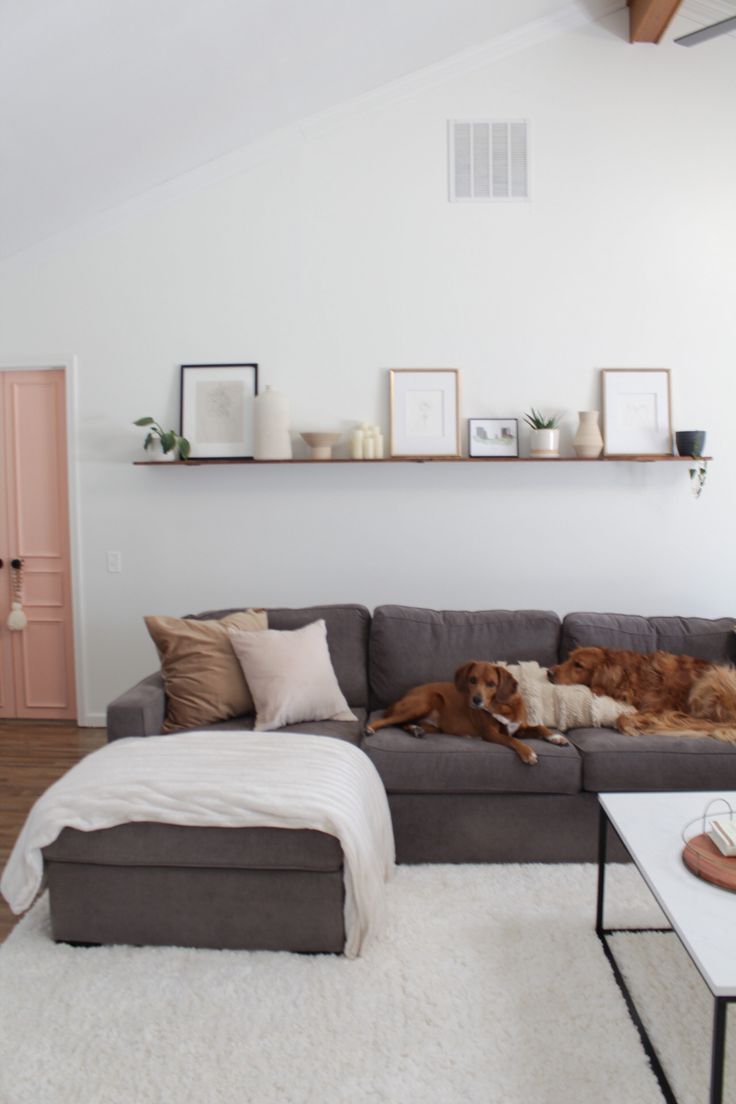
[[1, 0, 734, 262]]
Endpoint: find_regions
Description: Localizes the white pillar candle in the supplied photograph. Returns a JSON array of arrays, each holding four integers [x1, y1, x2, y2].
[[363, 434, 375, 460], [374, 431, 384, 459], [350, 430, 364, 459]]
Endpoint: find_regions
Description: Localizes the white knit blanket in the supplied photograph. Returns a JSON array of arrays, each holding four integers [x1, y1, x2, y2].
[[0, 732, 395, 959], [501, 661, 636, 730]]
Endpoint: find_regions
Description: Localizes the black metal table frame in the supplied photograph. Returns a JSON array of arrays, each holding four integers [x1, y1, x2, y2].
[[596, 804, 735, 1104]]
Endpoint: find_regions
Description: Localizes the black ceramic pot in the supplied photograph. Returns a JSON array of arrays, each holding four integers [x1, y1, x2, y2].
[[675, 430, 706, 457]]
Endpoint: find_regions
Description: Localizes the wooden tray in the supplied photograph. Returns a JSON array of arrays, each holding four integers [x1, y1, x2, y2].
[[682, 832, 736, 893]]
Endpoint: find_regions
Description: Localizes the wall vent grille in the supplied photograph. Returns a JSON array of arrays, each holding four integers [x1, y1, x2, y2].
[[449, 119, 529, 202]]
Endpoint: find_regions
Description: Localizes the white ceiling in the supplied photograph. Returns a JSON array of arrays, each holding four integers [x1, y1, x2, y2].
[[0, 0, 732, 262]]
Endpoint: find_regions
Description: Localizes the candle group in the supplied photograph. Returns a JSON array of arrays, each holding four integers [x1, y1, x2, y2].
[[350, 424, 384, 460]]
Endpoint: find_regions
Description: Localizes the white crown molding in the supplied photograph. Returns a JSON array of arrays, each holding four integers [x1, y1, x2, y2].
[[0, 0, 625, 273]]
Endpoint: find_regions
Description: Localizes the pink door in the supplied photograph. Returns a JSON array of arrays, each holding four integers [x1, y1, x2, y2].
[[0, 370, 77, 720]]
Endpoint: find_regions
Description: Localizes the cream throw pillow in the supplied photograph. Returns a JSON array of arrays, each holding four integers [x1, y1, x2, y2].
[[229, 619, 356, 731], [145, 609, 267, 733]]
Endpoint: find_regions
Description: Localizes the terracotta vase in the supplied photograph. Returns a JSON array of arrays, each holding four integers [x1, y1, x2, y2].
[[573, 411, 603, 458]]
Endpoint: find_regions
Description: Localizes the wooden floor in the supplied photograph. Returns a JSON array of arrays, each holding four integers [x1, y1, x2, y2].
[[0, 719, 106, 942]]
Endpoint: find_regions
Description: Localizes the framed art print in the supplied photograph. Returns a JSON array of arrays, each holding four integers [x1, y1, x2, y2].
[[601, 369, 672, 456], [389, 369, 460, 458], [468, 418, 519, 458], [180, 363, 258, 459]]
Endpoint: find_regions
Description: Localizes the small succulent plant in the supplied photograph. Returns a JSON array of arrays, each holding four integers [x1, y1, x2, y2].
[[523, 408, 562, 430], [134, 417, 191, 460]]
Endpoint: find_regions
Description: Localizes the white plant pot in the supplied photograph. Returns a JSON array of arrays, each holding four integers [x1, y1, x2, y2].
[[146, 439, 176, 462], [529, 428, 560, 457]]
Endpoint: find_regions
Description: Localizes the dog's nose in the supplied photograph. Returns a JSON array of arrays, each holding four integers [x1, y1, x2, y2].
[[472, 694, 483, 706], [547, 669, 557, 683]]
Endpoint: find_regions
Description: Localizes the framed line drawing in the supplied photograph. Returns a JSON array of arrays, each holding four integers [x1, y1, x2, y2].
[[389, 369, 460, 458], [468, 418, 519, 458], [180, 363, 258, 459], [600, 369, 672, 456]]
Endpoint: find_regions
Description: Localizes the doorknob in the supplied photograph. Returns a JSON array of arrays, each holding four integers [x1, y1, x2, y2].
[[0, 559, 3, 568], [11, 558, 22, 570]]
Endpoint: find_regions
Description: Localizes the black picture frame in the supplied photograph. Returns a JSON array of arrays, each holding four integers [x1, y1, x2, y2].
[[468, 418, 519, 458], [180, 363, 258, 459]]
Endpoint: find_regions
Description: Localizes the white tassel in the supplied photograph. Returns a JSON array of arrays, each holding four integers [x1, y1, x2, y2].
[[7, 601, 27, 631]]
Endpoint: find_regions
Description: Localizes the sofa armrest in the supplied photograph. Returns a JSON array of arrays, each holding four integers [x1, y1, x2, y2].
[[106, 673, 166, 741]]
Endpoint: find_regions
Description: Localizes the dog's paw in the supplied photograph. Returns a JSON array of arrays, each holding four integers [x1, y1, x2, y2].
[[364, 725, 375, 736], [523, 749, 539, 765], [546, 732, 569, 746], [405, 724, 426, 739]]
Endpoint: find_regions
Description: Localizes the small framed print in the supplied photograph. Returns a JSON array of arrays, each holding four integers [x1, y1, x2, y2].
[[601, 368, 673, 456], [180, 363, 258, 459], [389, 369, 460, 458], [468, 418, 519, 458]]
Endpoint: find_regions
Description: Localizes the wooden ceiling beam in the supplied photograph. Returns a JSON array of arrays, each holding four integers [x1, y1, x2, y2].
[[628, 0, 684, 42]]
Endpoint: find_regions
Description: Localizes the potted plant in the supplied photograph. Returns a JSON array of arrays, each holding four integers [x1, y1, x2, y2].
[[134, 417, 191, 461], [523, 408, 562, 457]]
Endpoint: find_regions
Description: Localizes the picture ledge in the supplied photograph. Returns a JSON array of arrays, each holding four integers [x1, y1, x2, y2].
[[133, 455, 712, 466]]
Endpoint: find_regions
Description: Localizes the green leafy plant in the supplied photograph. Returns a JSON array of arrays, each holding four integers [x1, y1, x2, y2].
[[689, 458, 708, 499], [133, 417, 191, 460], [523, 408, 561, 430]]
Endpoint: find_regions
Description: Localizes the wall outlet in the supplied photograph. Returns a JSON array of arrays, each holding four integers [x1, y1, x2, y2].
[[106, 550, 122, 574]]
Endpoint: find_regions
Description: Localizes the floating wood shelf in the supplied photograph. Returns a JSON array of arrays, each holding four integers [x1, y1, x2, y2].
[[134, 455, 711, 466]]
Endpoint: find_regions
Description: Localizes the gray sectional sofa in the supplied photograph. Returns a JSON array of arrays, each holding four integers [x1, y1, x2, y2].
[[43, 603, 736, 951]]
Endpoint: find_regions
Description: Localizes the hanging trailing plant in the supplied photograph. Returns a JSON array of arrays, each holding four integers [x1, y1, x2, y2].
[[689, 458, 708, 499]]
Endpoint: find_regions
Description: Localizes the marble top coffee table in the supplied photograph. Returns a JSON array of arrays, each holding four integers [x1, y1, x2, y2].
[[597, 791, 736, 1104]]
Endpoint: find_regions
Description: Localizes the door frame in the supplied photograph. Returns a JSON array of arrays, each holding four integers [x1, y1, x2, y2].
[[0, 357, 88, 724]]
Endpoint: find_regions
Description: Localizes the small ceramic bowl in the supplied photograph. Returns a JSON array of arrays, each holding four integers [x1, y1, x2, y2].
[[300, 432, 341, 460]]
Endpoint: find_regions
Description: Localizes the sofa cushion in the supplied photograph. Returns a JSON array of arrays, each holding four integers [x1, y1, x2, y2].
[[229, 620, 356, 730], [362, 723, 581, 795], [144, 609, 267, 733], [568, 726, 736, 792], [43, 823, 343, 871], [650, 616, 736, 662], [189, 604, 370, 707], [560, 612, 656, 657], [184, 708, 367, 745], [369, 606, 561, 708]]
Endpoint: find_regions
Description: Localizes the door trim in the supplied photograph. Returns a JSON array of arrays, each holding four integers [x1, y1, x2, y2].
[[0, 357, 89, 724]]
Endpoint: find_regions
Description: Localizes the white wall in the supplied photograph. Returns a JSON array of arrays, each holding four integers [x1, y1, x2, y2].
[[1, 9, 735, 724]]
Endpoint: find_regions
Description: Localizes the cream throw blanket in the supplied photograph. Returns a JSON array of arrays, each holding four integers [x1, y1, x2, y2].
[[500, 661, 636, 730], [0, 732, 395, 959]]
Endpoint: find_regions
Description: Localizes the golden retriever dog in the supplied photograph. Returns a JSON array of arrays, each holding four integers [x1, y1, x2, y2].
[[366, 660, 568, 765], [548, 646, 736, 742]]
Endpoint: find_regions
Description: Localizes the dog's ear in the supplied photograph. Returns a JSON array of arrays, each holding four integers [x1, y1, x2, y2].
[[494, 666, 519, 704], [454, 662, 475, 691]]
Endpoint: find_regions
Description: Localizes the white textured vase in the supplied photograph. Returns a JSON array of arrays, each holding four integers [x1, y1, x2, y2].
[[254, 387, 292, 460], [529, 428, 560, 457], [573, 411, 603, 458]]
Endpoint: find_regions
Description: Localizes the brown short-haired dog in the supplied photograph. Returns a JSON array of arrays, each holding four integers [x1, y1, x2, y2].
[[366, 660, 568, 765], [548, 645, 736, 743]]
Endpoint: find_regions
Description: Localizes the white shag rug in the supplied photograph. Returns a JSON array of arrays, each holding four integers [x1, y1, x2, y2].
[[0, 864, 733, 1104]]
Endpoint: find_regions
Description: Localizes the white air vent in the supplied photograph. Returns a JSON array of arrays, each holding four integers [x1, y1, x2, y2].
[[448, 119, 529, 202]]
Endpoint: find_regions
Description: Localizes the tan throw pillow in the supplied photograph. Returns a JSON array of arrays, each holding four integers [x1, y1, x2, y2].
[[145, 609, 267, 733], [228, 619, 356, 731]]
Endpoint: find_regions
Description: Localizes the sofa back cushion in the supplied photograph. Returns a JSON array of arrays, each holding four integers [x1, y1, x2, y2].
[[560, 613, 656, 656], [187, 604, 371, 707], [369, 605, 561, 708], [561, 612, 736, 663]]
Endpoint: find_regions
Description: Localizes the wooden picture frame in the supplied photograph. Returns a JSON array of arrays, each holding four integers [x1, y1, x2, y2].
[[601, 369, 673, 457], [180, 363, 258, 459], [389, 369, 461, 458]]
